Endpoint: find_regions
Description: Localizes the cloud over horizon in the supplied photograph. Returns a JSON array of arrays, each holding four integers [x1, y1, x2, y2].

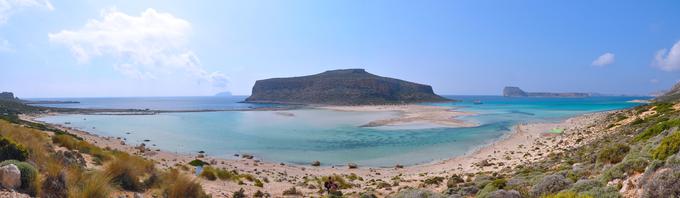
[[654, 40, 680, 72], [591, 52, 615, 66], [0, 0, 53, 24], [48, 8, 228, 88]]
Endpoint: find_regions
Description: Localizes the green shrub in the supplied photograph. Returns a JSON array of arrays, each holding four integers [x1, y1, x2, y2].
[[423, 176, 445, 186], [601, 158, 648, 182], [0, 160, 39, 196], [542, 191, 593, 198], [652, 131, 680, 160], [654, 103, 675, 114], [188, 159, 207, 166], [254, 179, 264, 187], [476, 183, 499, 198], [446, 174, 464, 188], [0, 136, 28, 161], [597, 143, 630, 164], [634, 119, 680, 142]]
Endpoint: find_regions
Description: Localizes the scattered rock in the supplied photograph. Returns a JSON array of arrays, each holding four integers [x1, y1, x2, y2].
[[0, 164, 21, 190], [242, 154, 254, 159], [311, 161, 320, 166], [395, 164, 404, 169], [487, 189, 521, 198], [348, 163, 358, 169]]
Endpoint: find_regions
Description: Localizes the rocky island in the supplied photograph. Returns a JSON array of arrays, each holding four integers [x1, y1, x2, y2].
[[503, 86, 591, 97], [245, 69, 450, 105]]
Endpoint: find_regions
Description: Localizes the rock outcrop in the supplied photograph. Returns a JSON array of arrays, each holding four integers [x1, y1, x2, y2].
[[0, 164, 21, 190], [503, 87, 590, 97], [245, 69, 450, 105], [655, 82, 680, 102]]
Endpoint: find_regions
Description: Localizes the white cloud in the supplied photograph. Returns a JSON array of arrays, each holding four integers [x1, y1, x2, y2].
[[48, 8, 228, 87], [654, 40, 680, 72], [0, 0, 53, 24], [0, 38, 12, 52], [591, 52, 615, 66]]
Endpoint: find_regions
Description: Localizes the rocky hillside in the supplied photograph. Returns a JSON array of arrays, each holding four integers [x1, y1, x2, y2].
[[245, 69, 450, 105], [503, 86, 591, 97], [656, 81, 680, 102]]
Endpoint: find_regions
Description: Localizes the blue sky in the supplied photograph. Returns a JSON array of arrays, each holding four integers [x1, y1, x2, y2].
[[1, 0, 679, 97]]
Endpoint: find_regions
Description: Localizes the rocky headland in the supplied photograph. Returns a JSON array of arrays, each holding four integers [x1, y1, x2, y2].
[[245, 69, 450, 105]]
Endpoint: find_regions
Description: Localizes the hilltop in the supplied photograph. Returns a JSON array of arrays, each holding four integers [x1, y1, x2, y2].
[[655, 81, 680, 102], [245, 69, 450, 105]]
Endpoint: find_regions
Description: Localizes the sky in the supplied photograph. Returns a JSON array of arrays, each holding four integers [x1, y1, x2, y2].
[[1, 0, 679, 98]]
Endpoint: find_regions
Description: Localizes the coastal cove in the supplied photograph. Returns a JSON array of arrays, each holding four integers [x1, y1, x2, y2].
[[32, 96, 646, 167]]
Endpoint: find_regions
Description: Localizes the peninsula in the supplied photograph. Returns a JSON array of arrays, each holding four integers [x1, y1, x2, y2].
[[503, 86, 591, 97], [245, 69, 450, 105]]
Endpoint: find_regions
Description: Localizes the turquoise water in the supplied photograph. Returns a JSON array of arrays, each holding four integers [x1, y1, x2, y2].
[[36, 96, 647, 167]]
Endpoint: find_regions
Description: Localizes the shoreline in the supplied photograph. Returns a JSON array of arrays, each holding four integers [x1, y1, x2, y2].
[[20, 106, 619, 197], [21, 106, 614, 197]]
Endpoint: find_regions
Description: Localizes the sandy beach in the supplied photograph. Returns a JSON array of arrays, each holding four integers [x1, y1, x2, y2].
[[320, 105, 478, 128], [21, 106, 616, 197]]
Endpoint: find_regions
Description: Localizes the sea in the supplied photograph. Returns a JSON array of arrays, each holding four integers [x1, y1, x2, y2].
[[32, 95, 648, 167]]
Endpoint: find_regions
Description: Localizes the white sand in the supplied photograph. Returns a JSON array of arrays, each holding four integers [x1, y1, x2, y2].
[[320, 105, 478, 128]]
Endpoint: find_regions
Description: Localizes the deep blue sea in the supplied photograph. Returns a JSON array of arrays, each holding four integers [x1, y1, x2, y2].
[[34, 95, 649, 167]]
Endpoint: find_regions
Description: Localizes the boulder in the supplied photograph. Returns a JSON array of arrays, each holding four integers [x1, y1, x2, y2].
[[0, 164, 21, 190]]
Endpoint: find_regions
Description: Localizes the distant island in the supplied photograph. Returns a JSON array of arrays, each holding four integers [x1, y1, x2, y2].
[[503, 86, 591, 97], [214, 91, 232, 97], [245, 69, 450, 105]]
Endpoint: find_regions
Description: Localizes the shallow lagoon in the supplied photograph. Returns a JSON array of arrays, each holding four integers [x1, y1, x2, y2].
[[37, 96, 647, 167]]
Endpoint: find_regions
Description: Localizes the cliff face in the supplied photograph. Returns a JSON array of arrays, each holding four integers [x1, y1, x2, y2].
[[656, 82, 680, 102], [245, 69, 450, 105], [503, 87, 590, 97]]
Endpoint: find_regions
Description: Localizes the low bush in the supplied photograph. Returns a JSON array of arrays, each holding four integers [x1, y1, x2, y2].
[[423, 176, 445, 186], [542, 191, 592, 198], [160, 169, 209, 198], [390, 188, 445, 198], [282, 187, 302, 196], [188, 159, 208, 166], [104, 153, 154, 191], [601, 158, 648, 182], [0, 160, 39, 196], [641, 165, 680, 198], [596, 143, 630, 164], [634, 119, 680, 142], [652, 131, 680, 160], [530, 174, 573, 197], [52, 134, 111, 162], [654, 102, 675, 114], [232, 188, 246, 198], [67, 171, 112, 198], [446, 174, 464, 188], [41, 171, 67, 198], [0, 136, 28, 161]]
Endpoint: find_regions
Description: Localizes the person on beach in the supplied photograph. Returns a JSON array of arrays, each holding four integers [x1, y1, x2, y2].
[[324, 177, 333, 193]]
